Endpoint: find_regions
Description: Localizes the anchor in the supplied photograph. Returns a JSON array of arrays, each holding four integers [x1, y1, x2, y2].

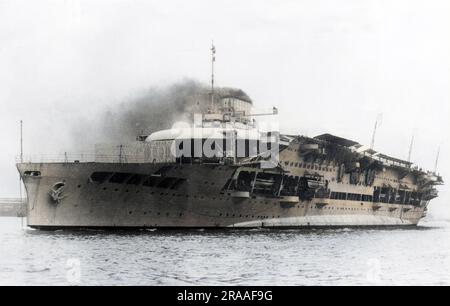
[[49, 182, 66, 204]]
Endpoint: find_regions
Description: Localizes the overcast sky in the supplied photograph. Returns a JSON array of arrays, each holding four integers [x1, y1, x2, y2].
[[1, 0, 449, 217]]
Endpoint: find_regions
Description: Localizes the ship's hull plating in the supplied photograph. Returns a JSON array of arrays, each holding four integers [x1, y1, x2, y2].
[[17, 162, 425, 229]]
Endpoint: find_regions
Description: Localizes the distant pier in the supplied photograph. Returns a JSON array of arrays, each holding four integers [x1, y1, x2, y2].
[[0, 198, 26, 217]]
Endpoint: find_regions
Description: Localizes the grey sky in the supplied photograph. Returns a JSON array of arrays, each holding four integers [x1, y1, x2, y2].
[[1, 0, 449, 217]]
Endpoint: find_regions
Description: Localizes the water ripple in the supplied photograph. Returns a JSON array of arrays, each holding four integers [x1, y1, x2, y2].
[[0, 217, 449, 285]]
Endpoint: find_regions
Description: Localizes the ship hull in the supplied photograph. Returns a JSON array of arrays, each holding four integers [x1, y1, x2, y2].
[[17, 162, 425, 229]]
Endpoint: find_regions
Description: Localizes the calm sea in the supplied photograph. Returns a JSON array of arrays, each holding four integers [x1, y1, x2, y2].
[[0, 217, 449, 286]]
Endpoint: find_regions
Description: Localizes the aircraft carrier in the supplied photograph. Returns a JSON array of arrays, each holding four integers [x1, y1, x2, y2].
[[16, 50, 443, 229]]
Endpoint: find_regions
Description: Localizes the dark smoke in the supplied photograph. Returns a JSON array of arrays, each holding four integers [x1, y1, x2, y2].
[[70, 79, 209, 149], [69, 79, 254, 151], [101, 79, 209, 142]]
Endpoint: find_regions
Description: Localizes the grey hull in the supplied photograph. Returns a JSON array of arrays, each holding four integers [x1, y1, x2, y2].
[[17, 162, 425, 229]]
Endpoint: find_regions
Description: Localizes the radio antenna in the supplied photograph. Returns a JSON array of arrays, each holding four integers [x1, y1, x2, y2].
[[19, 120, 24, 227], [407, 135, 414, 162], [210, 42, 216, 110], [434, 145, 441, 173], [370, 113, 383, 150], [20, 120, 23, 163]]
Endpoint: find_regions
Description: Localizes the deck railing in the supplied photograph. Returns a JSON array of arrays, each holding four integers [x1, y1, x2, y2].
[[17, 153, 97, 163], [16, 153, 155, 164]]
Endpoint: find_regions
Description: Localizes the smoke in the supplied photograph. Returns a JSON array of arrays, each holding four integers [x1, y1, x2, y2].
[[70, 79, 210, 149], [68, 79, 255, 152], [102, 79, 210, 141]]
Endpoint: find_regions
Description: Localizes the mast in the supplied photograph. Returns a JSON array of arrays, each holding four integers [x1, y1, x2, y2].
[[20, 120, 23, 163], [370, 113, 382, 150], [19, 121, 23, 195], [210, 42, 216, 110], [19, 120, 24, 227], [434, 146, 440, 174], [407, 135, 414, 162]]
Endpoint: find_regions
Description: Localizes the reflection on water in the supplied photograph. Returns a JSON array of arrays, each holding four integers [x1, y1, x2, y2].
[[0, 217, 449, 285]]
